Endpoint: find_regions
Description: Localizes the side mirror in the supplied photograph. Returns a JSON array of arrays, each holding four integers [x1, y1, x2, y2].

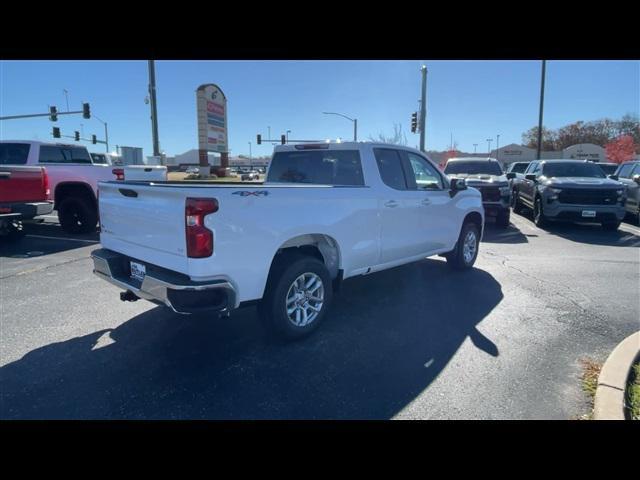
[[449, 177, 467, 197], [633, 174, 640, 185], [506, 172, 516, 179], [608, 174, 619, 181], [525, 174, 537, 181]]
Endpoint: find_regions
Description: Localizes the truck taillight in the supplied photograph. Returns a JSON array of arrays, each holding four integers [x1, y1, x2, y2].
[[185, 197, 218, 258], [112, 168, 125, 181], [42, 169, 50, 199]]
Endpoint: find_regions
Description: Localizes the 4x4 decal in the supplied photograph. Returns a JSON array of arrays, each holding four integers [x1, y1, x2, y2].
[[232, 190, 269, 197]]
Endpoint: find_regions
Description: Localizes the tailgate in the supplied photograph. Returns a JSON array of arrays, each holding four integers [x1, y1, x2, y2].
[[0, 166, 47, 203], [98, 182, 191, 273]]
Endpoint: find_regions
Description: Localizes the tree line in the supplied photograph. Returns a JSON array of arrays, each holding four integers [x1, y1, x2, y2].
[[521, 114, 639, 152]]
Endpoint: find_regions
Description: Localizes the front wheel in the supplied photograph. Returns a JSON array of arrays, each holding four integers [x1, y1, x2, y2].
[[533, 197, 548, 228], [259, 254, 333, 341], [446, 221, 480, 270], [511, 190, 524, 214]]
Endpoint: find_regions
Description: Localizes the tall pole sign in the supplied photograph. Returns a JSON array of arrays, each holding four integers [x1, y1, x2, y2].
[[196, 84, 229, 176]]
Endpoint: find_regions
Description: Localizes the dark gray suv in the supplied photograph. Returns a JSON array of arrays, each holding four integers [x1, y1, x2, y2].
[[512, 160, 627, 230], [614, 160, 640, 223]]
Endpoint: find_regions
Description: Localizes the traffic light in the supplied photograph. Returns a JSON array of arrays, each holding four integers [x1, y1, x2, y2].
[[52, 127, 61, 138], [281, 134, 286, 145], [257, 134, 262, 145], [411, 112, 418, 133], [82, 103, 91, 119], [74, 131, 80, 141], [92, 134, 97, 145], [49, 106, 58, 122]]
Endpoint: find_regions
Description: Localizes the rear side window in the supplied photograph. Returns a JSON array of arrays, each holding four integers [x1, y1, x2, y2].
[[374, 148, 407, 190], [40, 146, 92, 164], [617, 163, 635, 178], [266, 150, 364, 185], [0, 143, 31, 165]]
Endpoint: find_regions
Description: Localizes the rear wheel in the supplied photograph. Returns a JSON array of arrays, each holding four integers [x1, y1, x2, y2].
[[496, 209, 510, 228], [259, 253, 333, 341], [58, 196, 98, 234], [446, 221, 480, 270], [511, 189, 524, 214], [601, 221, 621, 231]]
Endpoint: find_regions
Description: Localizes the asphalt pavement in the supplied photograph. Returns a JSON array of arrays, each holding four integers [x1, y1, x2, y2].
[[1, 212, 639, 419]]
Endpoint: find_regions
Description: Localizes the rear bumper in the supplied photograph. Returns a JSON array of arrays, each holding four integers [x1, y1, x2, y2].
[[91, 248, 238, 315], [0, 201, 53, 219]]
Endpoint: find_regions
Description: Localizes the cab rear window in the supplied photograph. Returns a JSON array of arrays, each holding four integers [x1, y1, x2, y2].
[[267, 150, 364, 186], [0, 143, 30, 165]]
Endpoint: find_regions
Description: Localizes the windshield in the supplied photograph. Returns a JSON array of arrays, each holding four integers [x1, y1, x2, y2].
[[509, 163, 529, 173], [597, 164, 618, 175], [542, 162, 606, 178], [444, 161, 503, 175]]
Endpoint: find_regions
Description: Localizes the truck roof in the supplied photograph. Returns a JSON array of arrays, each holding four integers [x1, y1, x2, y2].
[[0, 139, 89, 149]]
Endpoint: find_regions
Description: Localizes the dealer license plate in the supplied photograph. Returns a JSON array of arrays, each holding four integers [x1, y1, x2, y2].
[[581, 210, 596, 218], [130, 261, 146, 281]]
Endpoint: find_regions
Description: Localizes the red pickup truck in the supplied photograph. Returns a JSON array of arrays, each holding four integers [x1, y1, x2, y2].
[[0, 165, 53, 240]]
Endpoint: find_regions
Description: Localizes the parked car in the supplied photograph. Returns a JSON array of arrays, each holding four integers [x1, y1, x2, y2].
[[613, 160, 640, 223], [0, 140, 161, 234], [241, 170, 260, 181], [90, 152, 122, 165], [185, 166, 199, 174], [595, 162, 620, 176], [0, 163, 53, 241], [444, 157, 515, 228], [511, 159, 626, 230], [91, 142, 484, 340]]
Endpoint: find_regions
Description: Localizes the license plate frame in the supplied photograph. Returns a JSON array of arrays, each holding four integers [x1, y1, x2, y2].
[[130, 261, 146, 282], [581, 210, 596, 218]]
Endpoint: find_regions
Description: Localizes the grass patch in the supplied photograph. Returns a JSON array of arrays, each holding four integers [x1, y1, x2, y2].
[[577, 357, 603, 420], [627, 362, 640, 420]]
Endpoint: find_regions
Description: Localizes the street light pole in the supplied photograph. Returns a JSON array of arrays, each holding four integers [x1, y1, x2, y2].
[[94, 115, 109, 152], [286, 130, 291, 143], [248, 141, 252, 168], [419, 65, 428, 152], [148, 60, 160, 157], [536, 60, 547, 160], [486, 138, 493, 155], [473, 144, 478, 154], [322, 112, 358, 141], [63, 89, 70, 112], [496, 134, 500, 163]]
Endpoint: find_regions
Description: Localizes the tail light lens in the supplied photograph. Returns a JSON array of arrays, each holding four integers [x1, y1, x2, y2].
[[112, 168, 125, 181], [42, 168, 50, 199], [185, 197, 218, 258]]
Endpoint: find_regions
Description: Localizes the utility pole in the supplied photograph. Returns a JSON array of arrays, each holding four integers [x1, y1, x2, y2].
[[473, 144, 478, 154], [536, 60, 547, 160], [148, 60, 160, 157], [419, 65, 428, 152]]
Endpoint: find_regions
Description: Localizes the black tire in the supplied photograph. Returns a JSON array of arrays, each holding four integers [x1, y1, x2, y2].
[[259, 253, 333, 341], [511, 189, 524, 214], [601, 221, 621, 231], [446, 221, 480, 270], [58, 196, 98, 234], [496, 210, 510, 228], [2, 221, 26, 243], [533, 196, 548, 228]]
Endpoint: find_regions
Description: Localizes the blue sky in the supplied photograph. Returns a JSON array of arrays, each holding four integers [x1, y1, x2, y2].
[[1, 60, 638, 157]]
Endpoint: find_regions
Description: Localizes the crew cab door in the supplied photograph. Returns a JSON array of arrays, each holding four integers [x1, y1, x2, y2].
[[520, 161, 540, 206], [400, 150, 458, 252], [373, 148, 431, 263], [617, 162, 640, 213]]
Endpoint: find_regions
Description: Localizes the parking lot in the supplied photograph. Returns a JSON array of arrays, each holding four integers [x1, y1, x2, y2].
[[1, 212, 639, 419]]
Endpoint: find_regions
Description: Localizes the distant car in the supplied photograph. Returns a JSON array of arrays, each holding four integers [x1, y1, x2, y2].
[[596, 162, 619, 176], [185, 166, 199, 174], [614, 160, 640, 223], [444, 157, 515, 228], [512, 159, 626, 230], [241, 171, 260, 181]]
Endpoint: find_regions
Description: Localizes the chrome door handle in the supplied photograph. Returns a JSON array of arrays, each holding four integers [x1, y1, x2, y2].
[[384, 200, 399, 208], [421, 199, 431, 206]]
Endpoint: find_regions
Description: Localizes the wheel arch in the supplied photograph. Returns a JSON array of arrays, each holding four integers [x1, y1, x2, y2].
[[270, 233, 342, 281], [54, 182, 96, 211]]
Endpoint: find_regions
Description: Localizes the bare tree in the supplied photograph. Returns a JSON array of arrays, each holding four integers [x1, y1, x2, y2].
[[368, 123, 408, 146]]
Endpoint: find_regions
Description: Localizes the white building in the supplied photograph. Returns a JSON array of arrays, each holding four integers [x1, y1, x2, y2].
[[170, 149, 221, 166], [562, 143, 606, 163]]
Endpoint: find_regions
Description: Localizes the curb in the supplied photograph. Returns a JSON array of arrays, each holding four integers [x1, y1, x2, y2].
[[593, 331, 640, 420]]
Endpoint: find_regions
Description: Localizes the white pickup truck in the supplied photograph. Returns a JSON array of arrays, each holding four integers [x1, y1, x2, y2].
[[91, 143, 484, 339]]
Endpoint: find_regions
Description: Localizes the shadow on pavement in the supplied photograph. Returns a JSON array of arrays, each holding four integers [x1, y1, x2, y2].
[[0, 259, 502, 420], [0, 219, 99, 259], [481, 223, 528, 244]]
